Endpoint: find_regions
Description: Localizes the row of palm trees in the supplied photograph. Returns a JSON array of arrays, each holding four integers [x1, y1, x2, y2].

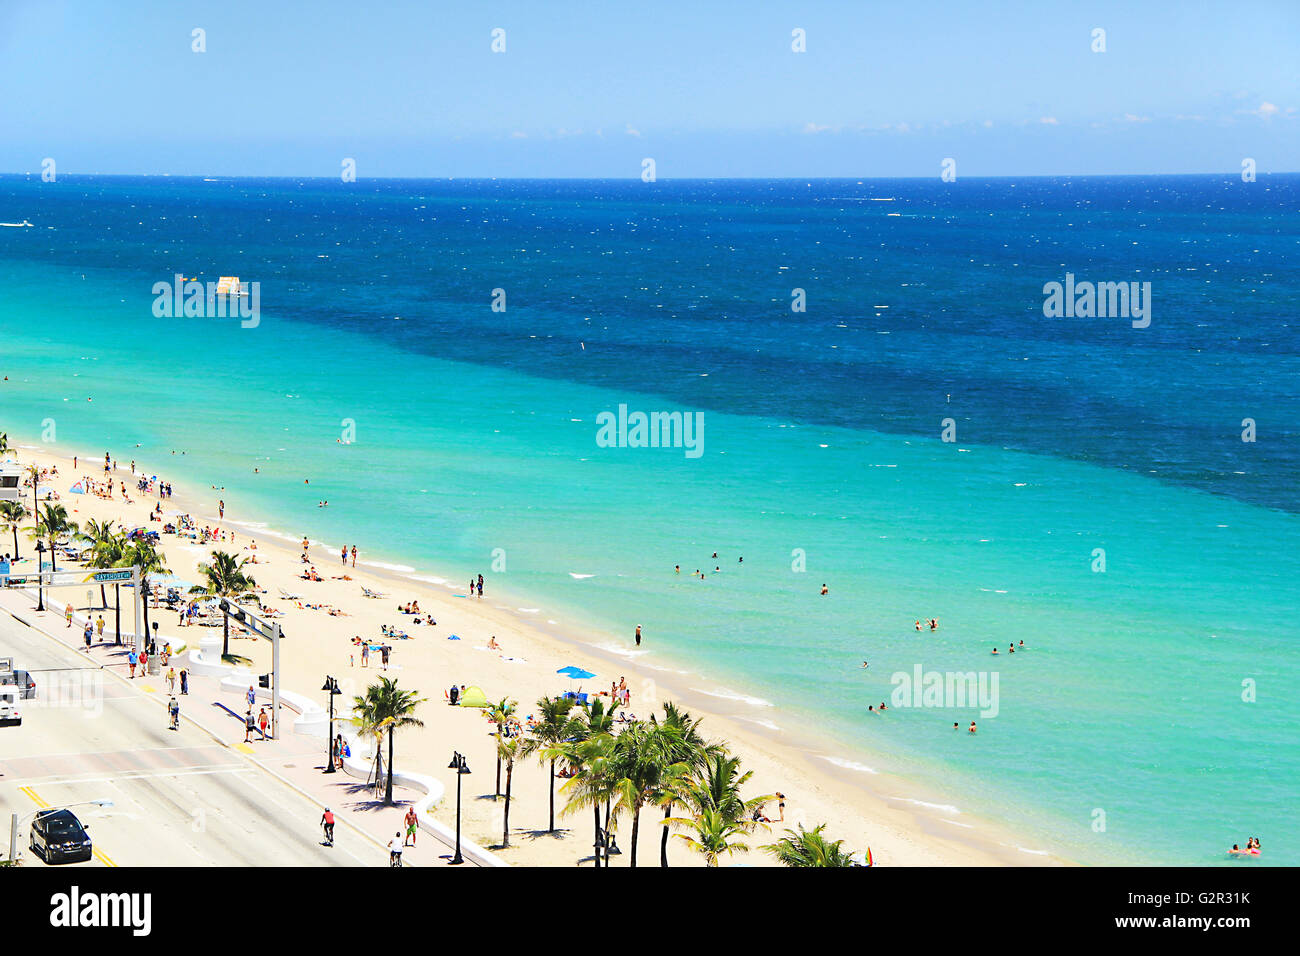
[[496, 694, 862, 866]]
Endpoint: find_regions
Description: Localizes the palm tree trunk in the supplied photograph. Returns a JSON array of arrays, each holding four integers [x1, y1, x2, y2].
[[495, 733, 502, 798], [99, 584, 107, 610], [593, 804, 602, 868], [502, 765, 512, 847], [385, 728, 395, 805], [660, 803, 672, 866], [630, 805, 640, 868], [48, 536, 57, 572], [140, 576, 150, 648], [548, 759, 555, 833], [10, 525, 18, 560], [222, 608, 230, 658]]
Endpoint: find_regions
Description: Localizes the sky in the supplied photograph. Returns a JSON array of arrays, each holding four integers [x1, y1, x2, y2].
[[0, 0, 1296, 177]]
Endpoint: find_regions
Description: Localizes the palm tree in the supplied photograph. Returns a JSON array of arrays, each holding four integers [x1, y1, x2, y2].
[[556, 697, 616, 865], [350, 676, 426, 805], [0, 432, 8, 457], [190, 550, 256, 658], [685, 751, 773, 826], [117, 538, 168, 647], [609, 721, 691, 867], [668, 807, 753, 867], [560, 730, 619, 866], [78, 519, 123, 608], [520, 695, 577, 834], [30, 503, 78, 572], [485, 697, 517, 799], [24, 464, 40, 527], [648, 702, 717, 867], [764, 824, 857, 867], [0, 500, 28, 561], [496, 735, 523, 848]]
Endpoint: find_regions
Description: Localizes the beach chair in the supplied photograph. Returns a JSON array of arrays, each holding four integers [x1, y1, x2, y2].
[[361, 586, 387, 599], [278, 587, 301, 601]]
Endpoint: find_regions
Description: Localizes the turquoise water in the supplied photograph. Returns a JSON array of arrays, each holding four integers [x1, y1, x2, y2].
[[2, 175, 1297, 865]]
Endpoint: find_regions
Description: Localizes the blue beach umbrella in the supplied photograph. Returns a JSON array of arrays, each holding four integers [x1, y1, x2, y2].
[[557, 666, 595, 680]]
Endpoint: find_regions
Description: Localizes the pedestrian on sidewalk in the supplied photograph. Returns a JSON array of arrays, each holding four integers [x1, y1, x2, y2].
[[139, 646, 149, 673], [96, 615, 105, 642], [320, 808, 335, 846], [244, 709, 256, 742], [179, 668, 188, 695], [388, 833, 404, 866], [246, 684, 256, 709], [128, 648, 138, 678], [168, 696, 180, 731], [258, 706, 269, 740], [403, 807, 418, 847], [83, 620, 93, 651], [65, 605, 73, 628], [166, 667, 177, 694]]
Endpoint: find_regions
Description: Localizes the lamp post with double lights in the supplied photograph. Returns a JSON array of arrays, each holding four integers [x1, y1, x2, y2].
[[447, 751, 471, 865], [322, 676, 341, 773], [34, 541, 45, 611]]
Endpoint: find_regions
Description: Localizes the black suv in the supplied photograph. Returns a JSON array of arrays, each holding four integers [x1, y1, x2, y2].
[[29, 809, 93, 864]]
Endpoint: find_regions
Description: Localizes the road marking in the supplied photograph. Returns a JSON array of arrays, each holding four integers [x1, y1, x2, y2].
[[235, 744, 255, 754], [92, 847, 117, 867], [20, 786, 50, 808], [7, 766, 250, 788]]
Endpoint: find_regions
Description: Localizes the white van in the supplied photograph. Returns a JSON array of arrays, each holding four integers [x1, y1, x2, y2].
[[0, 683, 21, 726]]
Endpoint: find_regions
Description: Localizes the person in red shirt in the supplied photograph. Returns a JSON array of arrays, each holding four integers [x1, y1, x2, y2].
[[320, 808, 335, 846]]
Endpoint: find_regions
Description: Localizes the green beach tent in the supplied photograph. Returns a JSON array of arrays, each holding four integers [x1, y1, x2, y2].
[[458, 685, 489, 708]]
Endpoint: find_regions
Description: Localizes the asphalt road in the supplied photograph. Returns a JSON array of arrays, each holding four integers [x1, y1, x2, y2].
[[0, 611, 372, 866]]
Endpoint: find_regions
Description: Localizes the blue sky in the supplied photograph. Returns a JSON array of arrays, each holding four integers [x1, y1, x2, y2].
[[1, 0, 1296, 177]]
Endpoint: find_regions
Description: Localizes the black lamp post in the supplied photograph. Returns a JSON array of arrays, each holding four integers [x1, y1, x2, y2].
[[447, 751, 471, 865], [34, 541, 45, 611], [150, 621, 159, 657], [603, 828, 620, 865], [322, 676, 341, 773]]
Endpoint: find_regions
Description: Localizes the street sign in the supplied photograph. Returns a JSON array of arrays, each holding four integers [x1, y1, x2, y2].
[[91, 570, 133, 583]]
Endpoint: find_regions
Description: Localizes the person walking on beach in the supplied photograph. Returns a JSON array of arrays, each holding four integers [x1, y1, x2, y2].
[[341, 545, 348, 565], [351, 545, 357, 567], [321, 808, 335, 846], [380, 645, 390, 670], [635, 625, 642, 647], [218, 499, 224, 519], [361, 642, 370, 668], [403, 807, 418, 847], [776, 792, 786, 822]]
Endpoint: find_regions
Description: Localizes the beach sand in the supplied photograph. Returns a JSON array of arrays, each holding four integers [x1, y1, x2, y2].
[[5, 441, 1065, 867]]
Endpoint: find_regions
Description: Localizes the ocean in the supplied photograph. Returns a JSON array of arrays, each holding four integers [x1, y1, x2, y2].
[[1, 173, 1297, 865]]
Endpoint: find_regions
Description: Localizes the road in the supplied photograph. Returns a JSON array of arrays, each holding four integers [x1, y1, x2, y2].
[[0, 610, 373, 866]]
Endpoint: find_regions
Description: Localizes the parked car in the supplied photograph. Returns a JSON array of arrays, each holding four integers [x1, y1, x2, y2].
[[0, 683, 19, 726], [29, 809, 93, 864]]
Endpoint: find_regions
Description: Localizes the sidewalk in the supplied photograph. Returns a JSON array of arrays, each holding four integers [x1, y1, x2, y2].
[[0, 589, 471, 868]]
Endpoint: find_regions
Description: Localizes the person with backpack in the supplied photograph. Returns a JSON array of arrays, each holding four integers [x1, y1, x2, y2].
[[168, 696, 180, 731]]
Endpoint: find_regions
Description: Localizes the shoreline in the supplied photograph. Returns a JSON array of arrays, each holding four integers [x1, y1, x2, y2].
[[4, 431, 1070, 866]]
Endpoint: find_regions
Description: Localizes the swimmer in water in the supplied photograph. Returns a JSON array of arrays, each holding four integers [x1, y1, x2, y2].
[[674, 565, 680, 574], [991, 646, 998, 655], [820, 584, 829, 595], [969, 721, 977, 734], [1009, 644, 1014, 654], [861, 661, 869, 668], [1018, 639, 1025, 648], [953, 722, 959, 730], [915, 620, 922, 631]]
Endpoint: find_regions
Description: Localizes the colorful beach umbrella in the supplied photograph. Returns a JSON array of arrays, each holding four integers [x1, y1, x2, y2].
[[67, 481, 86, 494]]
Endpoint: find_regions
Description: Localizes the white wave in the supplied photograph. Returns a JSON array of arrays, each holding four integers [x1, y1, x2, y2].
[[568, 572, 595, 579], [517, 607, 540, 614], [405, 575, 448, 585], [360, 560, 416, 573], [593, 642, 649, 659], [737, 716, 781, 731], [1014, 845, 1051, 856], [819, 756, 878, 775], [940, 819, 974, 829], [690, 687, 774, 708], [898, 798, 962, 815]]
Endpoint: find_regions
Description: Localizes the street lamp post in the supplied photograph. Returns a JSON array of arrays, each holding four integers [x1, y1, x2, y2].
[[322, 677, 341, 773], [34, 541, 45, 612], [447, 751, 471, 865]]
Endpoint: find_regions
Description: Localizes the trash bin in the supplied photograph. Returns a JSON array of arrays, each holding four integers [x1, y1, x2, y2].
[[148, 654, 161, 676]]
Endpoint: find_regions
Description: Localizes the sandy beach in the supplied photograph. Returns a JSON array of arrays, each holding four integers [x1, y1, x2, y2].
[[4, 438, 1065, 867]]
